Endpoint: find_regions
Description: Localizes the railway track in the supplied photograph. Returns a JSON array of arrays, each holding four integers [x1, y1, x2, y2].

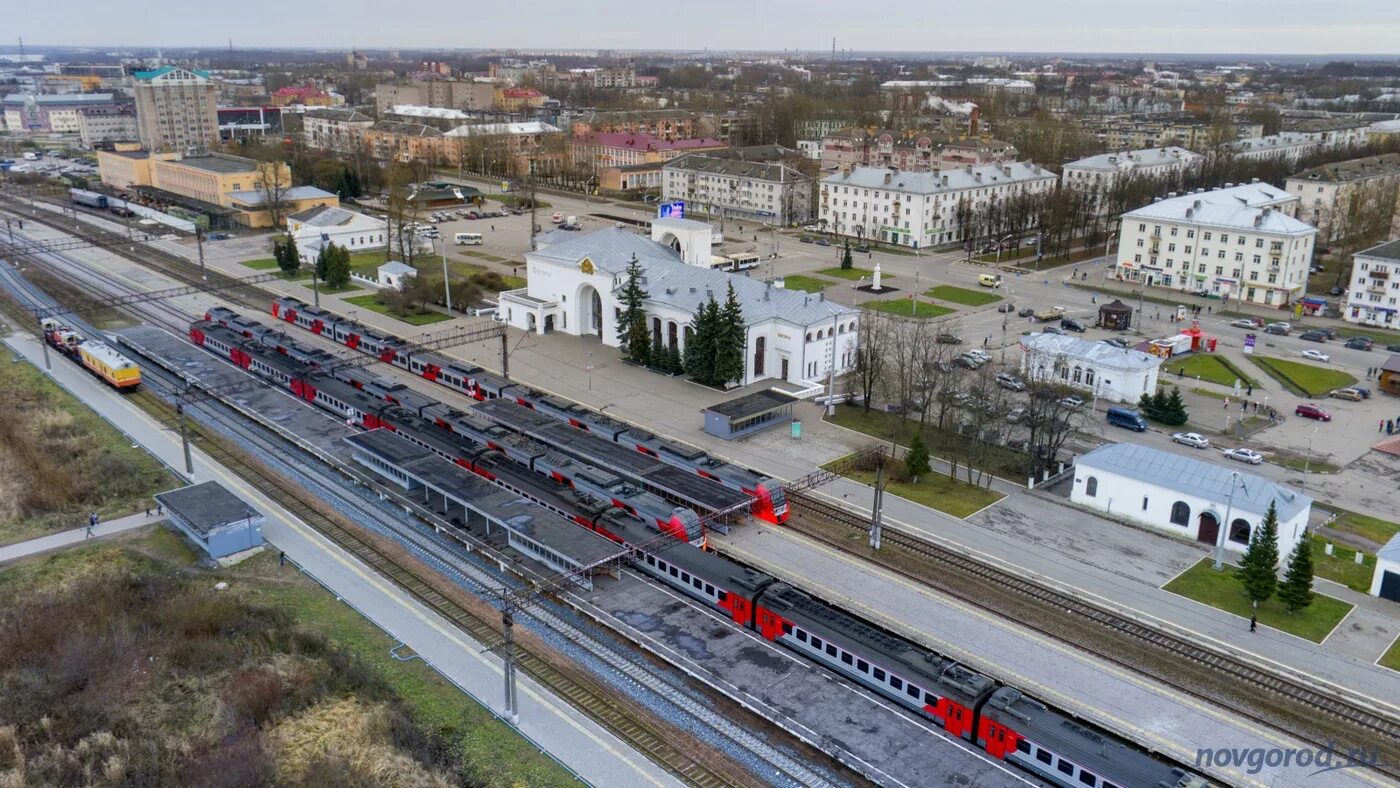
[[787, 490, 1400, 779], [0, 244, 840, 788]]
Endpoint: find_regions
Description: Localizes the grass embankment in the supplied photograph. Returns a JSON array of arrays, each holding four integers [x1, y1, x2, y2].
[[1383, 639, 1400, 673], [1163, 353, 1258, 388], [839, 467, 1002, 518], [863, 299, 955, 319], [0, 359, 175, 546], [1163, 558, 1353, 643], [0, 529, 575, 787], [1308, 535, 1376, 593], [826, 403, 1028, 480], [816, 266, 883, 281], [924, 285, 1002, 307], [1322, 509, 1400, 548], [343, 294, 451, 326], [239, 258, 360, 292], [780, 275, 831, 293], [1248, 356, 1356, 398]]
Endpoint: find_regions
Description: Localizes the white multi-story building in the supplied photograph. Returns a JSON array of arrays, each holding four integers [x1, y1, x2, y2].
[[1343, 240, 1400, 328], [302, 108, 373, 154], [662, 154, 813, 225], [1280, 117, 1371, 150], [1284, 153, 1400, 243], [1018, 332, 1161, 404], [818, 162, 1056, 249], [1229, 132, 1318, 163], [76, 104, 138, 147], [1116, 183, 1316, 307], [1061, 146, 1202, 196]]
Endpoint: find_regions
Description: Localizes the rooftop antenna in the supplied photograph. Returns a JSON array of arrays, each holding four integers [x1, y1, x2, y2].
[[17, 36, 23, 58], [831, 37, 835, 61]]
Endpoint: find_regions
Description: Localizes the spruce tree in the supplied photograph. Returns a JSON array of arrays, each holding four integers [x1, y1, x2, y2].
[[841, 241, 853, 270], [1138, 392, 1159, 421], [684, 296, 718, 384], [714, 282, 747, 385], [280, 237, 301, 275], [667, 344, 683, 375], [650, 335, 667, 371], [904, 431, 931, 482], [1237, 500, 1280, 606], [1279, 537, 1315, 613], [1150, 388, 1168, 419], [315, 244, 330, 282], [615, 254, 651, 366], [271, 237, 287, 270], [1160, 386, 1189, 426], [323, 243, 351, 288]]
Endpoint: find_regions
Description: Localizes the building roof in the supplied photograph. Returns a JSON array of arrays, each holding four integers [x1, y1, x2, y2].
[[1288, 153, 1400, 184], [1019, 332, 1162, 371], [133, 66, 209, 81], [4, 92, 114, 105], [1122, 183, 1314, 236], [226, 186, 337, 207], [577, 108, 694, 123], [1378, 531, 1400, 564], [1230, 132, 1316, 154], [1076, 442, 1312, 522], [378, 261, 416, 276], [443, 121, 561, 137], [1357, 239, 1400, 262], [371, 120, 442, 136], [288, 205, 382, 229], [1383, 354, 1400, 375], [822, 162, 1055, 194], [663, 153, 808, 182], [576, 132, 725, 152], [1281, 117, 1371, 133], [706, 389, 796, 420], [388, 104, 474, 120], [304, 107, 372, 123], [1371, 120, 1400, 133], [1065, 146, 1202, 172], [155, 481, 262, 537], [170, 153, 258, 174], [531, 226, 858, 328]]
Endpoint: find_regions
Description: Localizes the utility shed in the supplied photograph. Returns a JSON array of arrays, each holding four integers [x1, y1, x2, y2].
[[1096, 299, 1133, 331], [155, 481, 265, 560], [704, 389, 797, 440], [1371, 532, 1400, 603]]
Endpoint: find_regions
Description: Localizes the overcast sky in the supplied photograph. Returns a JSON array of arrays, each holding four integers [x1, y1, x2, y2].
[[15, 0, 1400, 55]]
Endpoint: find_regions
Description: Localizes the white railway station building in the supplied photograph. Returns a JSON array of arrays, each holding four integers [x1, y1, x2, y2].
[[499, 219, 859, 386]]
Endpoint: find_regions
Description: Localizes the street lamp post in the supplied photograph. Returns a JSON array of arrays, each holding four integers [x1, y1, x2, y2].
[[1214, 470, 1241, 571], [440, 237, 454, 315], [1302, 426, 1317, 492]]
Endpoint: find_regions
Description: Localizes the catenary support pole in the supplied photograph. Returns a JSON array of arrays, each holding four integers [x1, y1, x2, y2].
[[500, 332, 510, 380], [196, 228, 207, 281], [177, 401, 194, 477], [870, 456, 885, 550]]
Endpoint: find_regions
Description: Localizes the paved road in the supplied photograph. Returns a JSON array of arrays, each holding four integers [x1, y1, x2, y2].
[[0, 511, 161, 563], [2, 331, 683, 788]]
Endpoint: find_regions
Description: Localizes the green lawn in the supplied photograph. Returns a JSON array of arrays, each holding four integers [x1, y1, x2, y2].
[[1248, 356, 1357, 397], [863, 299, 955, 319], [1383, 639, 1400, 672], [816, 266, 884, 281], [1309, 535, 1376, 593], [349, 249, 391, 274], [841, 467, 1002, 519], [1163, 353, 1258, 388], [1163, 558, 1353, 643], [343, 294, 451, 325], [976, 246, 1101, 269], [240, 257, 280, 270], [924, 285, 1002, 307], [826, 403, 1029, 479], [780, 274, 831, 293], [1324, 509, 1400, 548]]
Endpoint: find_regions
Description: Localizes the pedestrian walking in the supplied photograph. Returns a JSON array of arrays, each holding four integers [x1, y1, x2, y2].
[[145, 504, 151, 517], [156, 503, 163, 516], [1253, 401, 1258, 414], [1223, 396, 1230, 409], [279, 550, 286, 567], [1249, 614, 1257, 633], [85, 522, 94, 538], [1247, 383, 1253, 396], [1383, 420, 1387, 433], [1207, 306, 1213, 315]]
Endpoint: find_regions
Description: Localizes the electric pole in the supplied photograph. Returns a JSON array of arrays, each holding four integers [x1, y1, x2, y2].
[[501, 610, 519, 723], [500, 332, 510, 379], [870, 454, 884, 550], [195, 227, 207, 281]]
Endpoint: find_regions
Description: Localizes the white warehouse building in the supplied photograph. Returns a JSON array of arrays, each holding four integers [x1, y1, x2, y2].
[[819, 162, 1056, 249], [1018, 332, 1161, 404], [1071, 442, 1311, 556], [284, 206, 388, 259], [499, 223, 859, 386], [1116, 183, 1316, 307]]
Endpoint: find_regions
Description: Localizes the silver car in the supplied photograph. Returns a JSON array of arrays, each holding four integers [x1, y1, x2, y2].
[[1222, 447, 1263, 465], [1171, 432, 1210, 449]]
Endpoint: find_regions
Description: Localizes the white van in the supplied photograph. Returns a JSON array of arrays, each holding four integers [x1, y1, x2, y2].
[[454, 232, 483, 245]]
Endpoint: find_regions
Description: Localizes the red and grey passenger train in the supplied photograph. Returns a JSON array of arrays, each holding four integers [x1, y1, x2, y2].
[[267, 297, 788, 524]]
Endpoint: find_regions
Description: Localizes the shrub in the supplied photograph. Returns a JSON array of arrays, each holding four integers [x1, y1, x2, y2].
[[222, 668, 286, 726]]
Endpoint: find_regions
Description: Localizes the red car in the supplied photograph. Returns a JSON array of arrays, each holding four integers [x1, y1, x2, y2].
[[1294, 403, 1332, 422]]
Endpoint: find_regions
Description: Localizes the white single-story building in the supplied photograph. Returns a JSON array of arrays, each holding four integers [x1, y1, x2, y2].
[[377, 261, 417, 289], [1019, 333, 1161, 403], [284, 205, 388, 259], [1370, 532, 1400, 602], [498, 224, 860, 386], [1071, 442, 1310, 555]]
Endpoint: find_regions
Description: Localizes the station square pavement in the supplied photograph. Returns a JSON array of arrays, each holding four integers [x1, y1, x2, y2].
[[37, 202, 1400, 691]]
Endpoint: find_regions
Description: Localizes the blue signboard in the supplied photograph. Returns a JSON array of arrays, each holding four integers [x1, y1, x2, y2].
[[658, 201, 685, 219]]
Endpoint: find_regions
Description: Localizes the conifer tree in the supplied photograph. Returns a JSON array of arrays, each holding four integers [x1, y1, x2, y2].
[[904, 431, 931, 482], [616, 254, 651, 366], [1160, 386, 1189, 426], [1237, 500, 1280, 606], [713, 282, 747, 385], [1279, 537, 1315, 613], [651, 334, 667, 371], [684, 295, 718, 384], [841, 241, 853, 270]]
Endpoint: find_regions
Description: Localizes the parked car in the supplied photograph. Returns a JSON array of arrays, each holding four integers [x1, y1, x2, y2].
[[799, 235, 814, 244], [1060, 317, 1087, 333], [1265, 321, 1292, 334], [854, 244, 870, 253], [1017, 307, 1036, 318], [1353, 386, 1372, 399], [996, 372, 1025, 391], [1298, 330, 1328, 343], [1316, 327, 1340, 339], [954, 353, 985, 369], [964, 349, 991, 363], [1171, 432, 1210, 449], [1042, 325, 1064, 335], [1329, 286, 1346, 296], [1301, 349, 1331, 362], [1059, 395, 1085, 409], [1222, 447, 1264, 465], [1344, 336, 1374, 351], [935, 333, 963, 344], [1330, 388, 1364, 402], [815, 238, 831, 246], [1295, 403, 1332, 421], [1005, 405, 1027, 423], [997, 302, 1016, 313], [1231, 318, 1262, 329], [1106, 407, 1147, 432]]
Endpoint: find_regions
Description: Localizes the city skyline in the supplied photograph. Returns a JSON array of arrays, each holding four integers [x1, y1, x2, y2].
[[10, 0, 1400, 56]]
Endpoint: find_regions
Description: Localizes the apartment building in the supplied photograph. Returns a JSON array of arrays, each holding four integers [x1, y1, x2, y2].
[[362, 121, 444, 163], [1285, 153, 1400, 242], [1092, 117, 1264, 152], [3, 93, 116, 135], [1116, 183, 1315, 307], [444, 121, 565, 174], [302, 108, 373, 154], [1343, 240, 1400, 328], [373, 79, 496, 115], [1230, 132, 1318, 163], [818, 162, 1057, 248], [570, 132, 726, 169], [132, 67, 219, 153], [1062, 146, 1202, 191], [1281, 117, 1371, 150], [819, 128, 1013, 174], [76, 104, 139, 147], [662, 154, 813, 225], [569, 109, 698, 141]]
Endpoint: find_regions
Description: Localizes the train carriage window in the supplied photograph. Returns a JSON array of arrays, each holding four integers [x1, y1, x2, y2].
[[1016, 739, 1031, 754], [924, 691, 937, 704], [1077, 772, 1097, 786], [668, 566, 678, 578], [1035, 750, 1053, 765], [840, 652, 853, 666], [857, 659, 868, 673], [681, 571, 691, 583], [645, 555, 655, 565], [692, 578, 703, 590], [825, 644, 837, 657], [873, 667, 886, 681], [906, 684, 920, 699], [1057, 760, 1075, 776], [795, 630, 807, 643], [1103, 783, 1121, 788], [782, 623, 792, 635], [890, 676, 903, 690], [704, 584, 714, 595], [810, 636, 823, 650]]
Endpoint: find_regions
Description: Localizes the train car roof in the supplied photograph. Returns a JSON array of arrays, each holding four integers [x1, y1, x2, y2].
[[982, 686, 1185, 788], [760, 582, 996, 705], [79, 340, 137, 370], [634, 534, 775, 593]]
